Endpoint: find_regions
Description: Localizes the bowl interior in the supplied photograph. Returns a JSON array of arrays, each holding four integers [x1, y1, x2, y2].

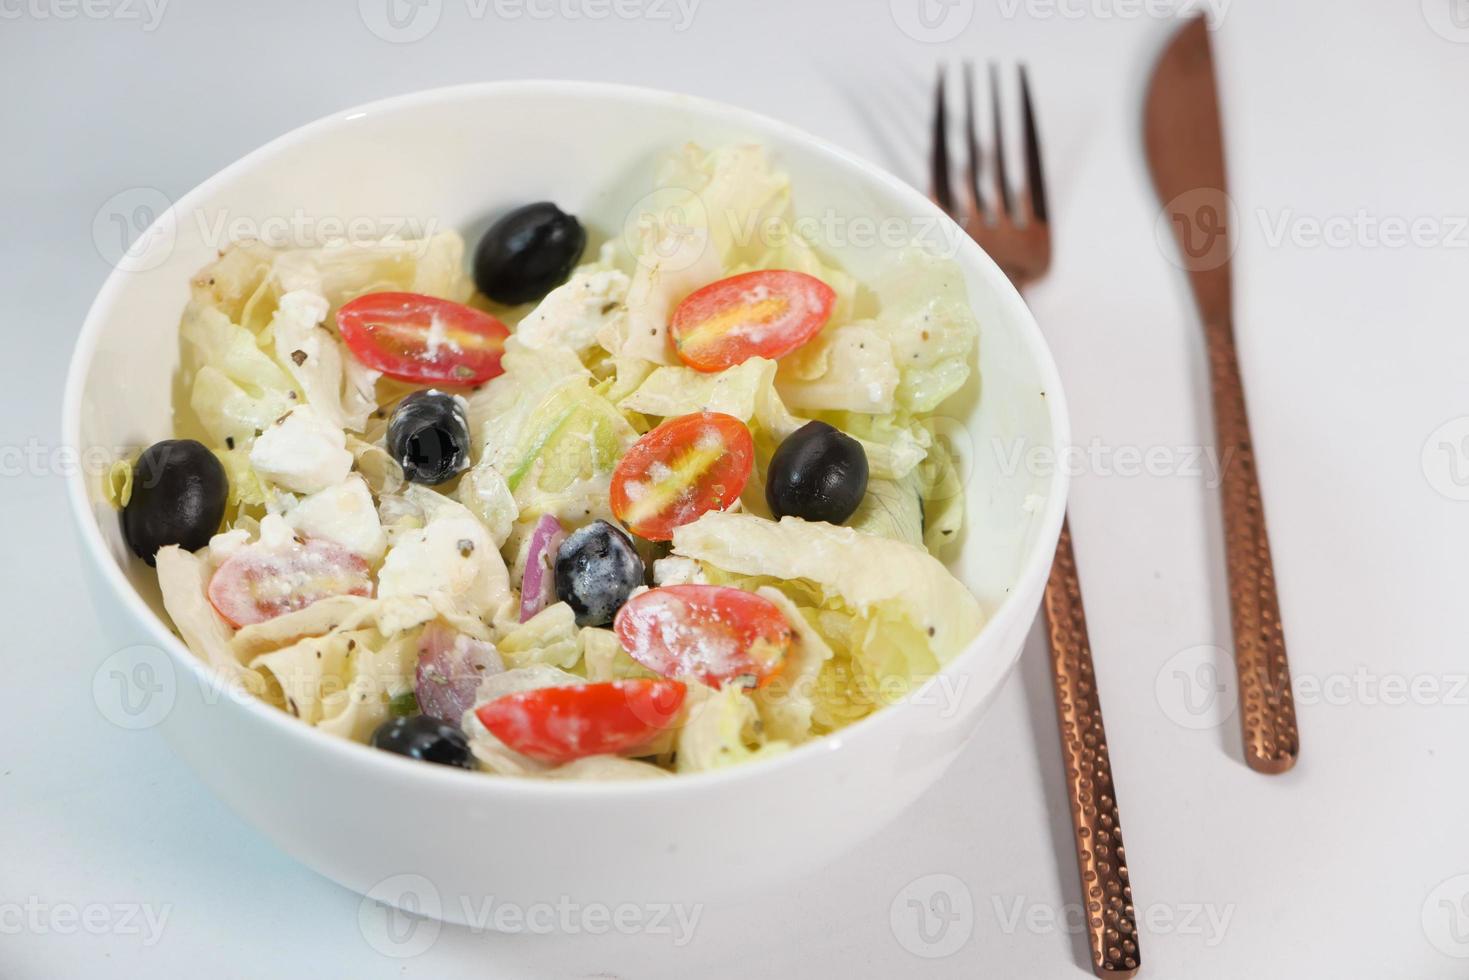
[[67, 81, 1065, 759]]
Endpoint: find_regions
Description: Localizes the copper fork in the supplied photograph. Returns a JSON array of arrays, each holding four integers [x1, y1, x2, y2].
[[931, 63, 1140, 978]]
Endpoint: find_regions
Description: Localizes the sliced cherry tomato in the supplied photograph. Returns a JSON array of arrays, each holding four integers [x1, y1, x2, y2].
[[609, 412, 754, 542], [208, 538, 373, 628], [615, 585, 793, 689], [475, 680, 686, 764], [670, 269, 836, 372], [337, 292, 510, 386]]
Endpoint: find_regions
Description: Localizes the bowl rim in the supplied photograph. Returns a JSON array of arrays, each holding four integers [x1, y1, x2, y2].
[[63, 78, 1070, 798]]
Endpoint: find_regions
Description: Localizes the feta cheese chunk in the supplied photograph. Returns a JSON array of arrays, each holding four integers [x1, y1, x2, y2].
[[652, 556, 708, 587], [377, 492, 510, 633], [380, 515, 495, 602], [516, 266, 630, 353], [249, 404, 354, 495], [285, 475, 387, 561], [255, 513, 297, 550]]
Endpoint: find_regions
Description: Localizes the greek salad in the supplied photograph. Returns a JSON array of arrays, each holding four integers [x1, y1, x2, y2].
[[112, 144, 985, 779]]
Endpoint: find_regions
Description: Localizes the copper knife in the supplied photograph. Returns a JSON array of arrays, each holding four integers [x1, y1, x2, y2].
[[1144, 16, 1300, 773]]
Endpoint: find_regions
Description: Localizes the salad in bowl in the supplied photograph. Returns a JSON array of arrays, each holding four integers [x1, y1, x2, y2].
[[109, 143, 984, 781]]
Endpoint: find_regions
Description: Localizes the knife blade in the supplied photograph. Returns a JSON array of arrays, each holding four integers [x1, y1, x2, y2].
[[1144, 16, 1300, 774]]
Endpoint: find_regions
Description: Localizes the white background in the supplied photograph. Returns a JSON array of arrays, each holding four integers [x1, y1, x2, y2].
[[4, 0, 1468, 977]]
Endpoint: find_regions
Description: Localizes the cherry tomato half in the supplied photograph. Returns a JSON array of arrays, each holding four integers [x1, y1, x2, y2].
[[615, 585, 793, 689], [474, 680, 687, 764], [670, 270, 836, 372], [609, 412, 754, 542], [208, 538, 373, 628], [337, 292, 510, 386]]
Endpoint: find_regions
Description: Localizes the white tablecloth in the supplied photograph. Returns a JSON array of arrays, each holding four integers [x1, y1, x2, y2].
[[5, 0, 1465, 975]]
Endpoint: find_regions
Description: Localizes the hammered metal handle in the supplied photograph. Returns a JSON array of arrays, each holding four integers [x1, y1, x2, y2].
[[1043, 519, 1140, 978], [1205, 315, 1300, 773]]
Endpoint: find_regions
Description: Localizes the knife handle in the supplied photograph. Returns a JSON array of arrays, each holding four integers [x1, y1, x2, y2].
[[1205, 314, 1300, 773], [1043, 518, 1140, 978]]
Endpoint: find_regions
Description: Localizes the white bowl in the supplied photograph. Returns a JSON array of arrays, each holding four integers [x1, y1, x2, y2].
[[64, 81, 1068, 925]]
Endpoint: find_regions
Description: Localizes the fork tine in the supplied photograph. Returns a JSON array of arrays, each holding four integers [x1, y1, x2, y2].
[[930, 66, 954, 214], [961, 60, 986, 221], [1018, 64, 1049, 225], [988, 62, 1014, 220]]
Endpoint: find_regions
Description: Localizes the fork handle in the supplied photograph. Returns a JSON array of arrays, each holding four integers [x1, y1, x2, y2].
[[1043, 518, 1140, 978], [1205, 313, 1300, 773]]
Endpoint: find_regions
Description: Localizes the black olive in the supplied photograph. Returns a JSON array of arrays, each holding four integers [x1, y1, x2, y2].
[[121, 439, 228, 566], [472, 202, 586, 305], [765, 421, 869, 525], [387, 390, 470, 485], [370, 716, 475, 770], [554, 520, 645, 627]]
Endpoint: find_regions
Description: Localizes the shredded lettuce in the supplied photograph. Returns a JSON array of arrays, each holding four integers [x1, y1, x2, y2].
[[750, 587, 833, 744], [653, 144, 859, 321], [670, 511, 988, 733], [866, 248, 979, 413], [849, 476, 924, 547], [916, 424, 966, 554], [516, 248, 629, 354], [675, 683, 787, 774], [497, 603, 582, 670], [103, 454, 136, 510], [466, 342, 636, 513], [582, 627, 659, 682], [672, 511, 985, 663], [182, 304, 298, 447]]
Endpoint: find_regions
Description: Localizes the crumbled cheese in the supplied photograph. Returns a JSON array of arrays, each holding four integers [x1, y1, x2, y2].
[[285, 475, 387, 561], [249, 404, 354, 494], [652, 556, 708, 587], [257, 513, 297, 551], [378, 513, 504, 615]]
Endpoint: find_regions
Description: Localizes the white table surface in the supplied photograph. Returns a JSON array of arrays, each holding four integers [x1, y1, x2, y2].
[[5, 1, 1467, 976]]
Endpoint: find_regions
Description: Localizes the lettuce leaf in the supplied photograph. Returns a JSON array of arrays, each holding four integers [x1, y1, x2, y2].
[[496, 602, 582, 670], [750, 587, 833, 744], [674, 682, 787, 774], [778, 247, 977, 415], [848, 475, 924, 547], [671, 512, 984, 664], [181, 305, 297, 447], [467, 341, 637, 521]]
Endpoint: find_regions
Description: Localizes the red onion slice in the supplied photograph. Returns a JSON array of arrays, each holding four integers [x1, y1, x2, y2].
[[415, 623, 504, 725], [519, 514, 566, 622]]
